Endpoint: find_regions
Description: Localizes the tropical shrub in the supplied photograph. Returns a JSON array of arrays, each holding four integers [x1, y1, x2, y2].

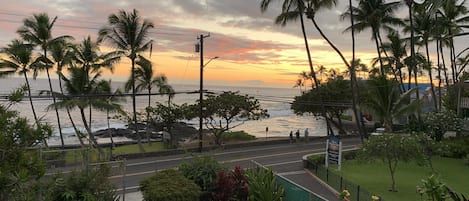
[[441, 137, 469, 158], [140, 169, 200, 201], [47, 165, 119, 201], [423, 110, 463, 141], [212, 166, 248, 201], [178, 155, 225, 200], [246, 168, 284, 201], [0, 102, 52, 201], [221, 131, 256, 142]]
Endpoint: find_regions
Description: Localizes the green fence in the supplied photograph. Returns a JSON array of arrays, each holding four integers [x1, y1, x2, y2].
[[276, 174, 327, 201], [305, 159, 381, 201], [251, 160, 327, 201]]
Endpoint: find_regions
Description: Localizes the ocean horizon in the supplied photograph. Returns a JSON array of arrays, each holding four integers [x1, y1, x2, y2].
[[0, 77, 328, 145]]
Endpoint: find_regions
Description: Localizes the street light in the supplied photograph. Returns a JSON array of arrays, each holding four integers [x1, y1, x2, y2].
[[199, 56, 218, 152]]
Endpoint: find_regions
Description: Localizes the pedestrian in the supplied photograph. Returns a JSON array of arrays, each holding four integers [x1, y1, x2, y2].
[[295, 129, 300, 143], [304, 128, 309, 142], [289, 131, 293, 144]]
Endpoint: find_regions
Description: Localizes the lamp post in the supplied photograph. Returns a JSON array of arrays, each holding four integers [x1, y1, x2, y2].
[[198, 56, 218, 153], [198, 34, 218, 152]]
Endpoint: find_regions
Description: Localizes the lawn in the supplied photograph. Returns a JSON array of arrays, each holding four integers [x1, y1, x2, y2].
[[333, 157, 469, 201], [43, 142, 165, 165]]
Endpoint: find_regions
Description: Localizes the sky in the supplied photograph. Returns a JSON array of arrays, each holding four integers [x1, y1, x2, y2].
[[0, 0, 467, 88]]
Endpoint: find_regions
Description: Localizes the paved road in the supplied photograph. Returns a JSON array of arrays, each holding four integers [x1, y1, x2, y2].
[[107, 137, 362, 200], [46, 137, 362, 200]]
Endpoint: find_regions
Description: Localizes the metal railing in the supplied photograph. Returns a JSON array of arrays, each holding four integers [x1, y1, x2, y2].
[[304, 159, 382, 201], [251, 160, 328, 201]]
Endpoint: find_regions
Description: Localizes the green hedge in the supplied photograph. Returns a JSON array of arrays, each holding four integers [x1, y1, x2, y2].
[[140, 169, 201, 201]]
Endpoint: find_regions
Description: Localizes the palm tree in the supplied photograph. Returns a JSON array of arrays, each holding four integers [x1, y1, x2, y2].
[[437, 0, 469, 84], [124, 55, 171, 145], [0, 40, 39, 124], [50, 39, 76, 147], [364, 76, 420, 132], [52, 66, 105, 152], [17, 13, 72, 148], [304, 0, 351, 69], [98, 9, 154, 152], [341, 0, 402, 76], [411, 3, 439, 110], [261, 0, 334, 135], [73, 36, 121, 136], [379, 32, 407, 92]]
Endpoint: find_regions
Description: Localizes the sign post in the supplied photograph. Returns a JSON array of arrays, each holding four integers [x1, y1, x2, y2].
[[325, 136, 342, 170]]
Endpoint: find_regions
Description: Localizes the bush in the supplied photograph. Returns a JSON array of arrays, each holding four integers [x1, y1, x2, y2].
[[441, 137, 469, 158], [246, 168, 284, 201], [212, 166, 248, 201], [47, 165, 118, 201], [140, 169, 201, 201], [178, 155, 225, 200]]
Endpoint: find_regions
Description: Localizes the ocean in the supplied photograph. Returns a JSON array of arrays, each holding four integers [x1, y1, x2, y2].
[[0, 77, 327, 145]]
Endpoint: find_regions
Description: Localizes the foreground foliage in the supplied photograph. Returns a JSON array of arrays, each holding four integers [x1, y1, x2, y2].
[[140, 169, 201, 201], [0, 104, 51, 201], [360, 134, 419, 192], [246, 168, 284, 201], [46, 165, 119, 201]]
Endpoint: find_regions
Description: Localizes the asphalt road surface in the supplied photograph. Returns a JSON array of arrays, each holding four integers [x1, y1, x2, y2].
[[46, 137, 362, 201]]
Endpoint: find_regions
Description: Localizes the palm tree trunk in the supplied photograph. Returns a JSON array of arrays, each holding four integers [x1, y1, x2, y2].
[[449, 33, 457, 84], [80, 107, 102, 154], [310, 18, 351, 68], [23, 71, 38, 124], [348, 0, 366, 141], [58, 73, 85, 146], [436, 39, 442, 111], [440, 41, 449, 90], [425, 42, 438, 110], [373, 29, 385, 76], [407, 2, 421, 124], [131, 58, 145, 153], [147, 88, 152, 146], [299, 13, 332, 135]]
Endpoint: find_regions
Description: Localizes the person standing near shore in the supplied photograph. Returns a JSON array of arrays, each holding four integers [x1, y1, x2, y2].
[[289, 131, 293, 143], [304, 128, 309, 142], [295, 129, 300, 143]]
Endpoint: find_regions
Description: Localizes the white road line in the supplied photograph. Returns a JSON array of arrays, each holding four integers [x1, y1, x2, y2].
[[264, 160, 302, 167], [277, 171, 306, 176], [125, 142, 325, 167]]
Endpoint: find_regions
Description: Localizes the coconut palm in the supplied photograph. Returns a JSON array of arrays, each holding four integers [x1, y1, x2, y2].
[[410, 3, 439, 110], [304, 0, 351, 69], [364, 76, 420, 132], [50, 39, 76, 147], [124, 55, 171, 145], [378, 32, 407, 92], [51, 66, 104, 152], [341, 0, 402, 76], [98, 9, 154, 152], [17, 13, 72, 148], [0, 40, 39, 124], [73, 36, 121, 135], [437, 0, 469, 84], [261, 0, 340, 135]]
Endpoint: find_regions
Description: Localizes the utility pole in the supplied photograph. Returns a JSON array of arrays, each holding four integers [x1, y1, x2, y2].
[[198, 33, 210, 153]]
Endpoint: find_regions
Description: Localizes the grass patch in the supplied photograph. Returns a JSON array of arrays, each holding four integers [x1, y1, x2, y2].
[[222, 131, 256, 142], [112, 142, 164, 155], [43, 142, 165, 165], [332, 157, 469, 201]]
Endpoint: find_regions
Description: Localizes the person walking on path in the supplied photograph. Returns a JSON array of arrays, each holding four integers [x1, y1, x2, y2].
[[289, 131, 293, 144], [295, 129, 300, 143], [304, 128, 309, 142]]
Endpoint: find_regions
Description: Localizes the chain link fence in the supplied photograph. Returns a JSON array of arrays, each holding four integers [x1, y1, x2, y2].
[[251, 160, 327, 201], [305, 159, 381, 201]]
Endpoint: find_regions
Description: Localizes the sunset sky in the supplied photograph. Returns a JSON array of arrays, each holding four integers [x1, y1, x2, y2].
[[0, 0, 467, 88]]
